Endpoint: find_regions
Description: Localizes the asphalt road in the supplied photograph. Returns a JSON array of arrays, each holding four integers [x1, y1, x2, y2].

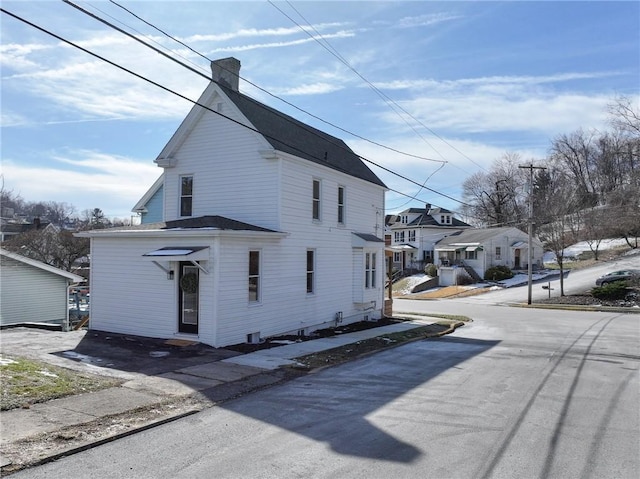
[[436, 251, 640, 306], [12, 304, 639, 478]]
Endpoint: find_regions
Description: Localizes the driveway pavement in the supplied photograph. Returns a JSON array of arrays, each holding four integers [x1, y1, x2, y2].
[[0, 317, 441, 473]]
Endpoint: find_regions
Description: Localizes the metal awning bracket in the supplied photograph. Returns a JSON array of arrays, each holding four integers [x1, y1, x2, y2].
[[151, 261, 171, 274], [190, 260, 209, 274]]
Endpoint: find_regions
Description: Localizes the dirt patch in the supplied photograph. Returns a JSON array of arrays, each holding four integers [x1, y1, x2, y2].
[[406, 286, 492, 300], [294, 320, 464, 370], [533, 293, 640, 309], [225, 317, 410, 354], [0, 396, 210, 474]]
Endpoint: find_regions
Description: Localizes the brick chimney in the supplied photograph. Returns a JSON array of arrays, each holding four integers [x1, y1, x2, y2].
[[210, 57, 241, 91]]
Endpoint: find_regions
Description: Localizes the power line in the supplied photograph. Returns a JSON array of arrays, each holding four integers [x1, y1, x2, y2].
[[105, 0, 446, 166], [2, 6, 471, 208], [271, 0, 489, 173]]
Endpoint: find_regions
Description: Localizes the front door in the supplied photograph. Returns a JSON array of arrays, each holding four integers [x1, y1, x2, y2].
[[178, 262, 199, 334], [514, 249, 521, 269]]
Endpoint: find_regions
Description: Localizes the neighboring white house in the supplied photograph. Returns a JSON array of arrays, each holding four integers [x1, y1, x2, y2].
[[0, 248, 84, 327], [78, 57, 388, 349], [434, 227, 544, 285], [386, 204, 471, 272]]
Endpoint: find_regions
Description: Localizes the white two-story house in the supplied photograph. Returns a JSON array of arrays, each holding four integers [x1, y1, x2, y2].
[[386, 204, 471, 273], [78, 57, 387, 348]]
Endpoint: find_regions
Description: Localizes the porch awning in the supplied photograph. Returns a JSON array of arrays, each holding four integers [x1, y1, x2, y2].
[[511, 241, 527, 248], [142, 246, 209, 262], [465, 246, 481, 251]]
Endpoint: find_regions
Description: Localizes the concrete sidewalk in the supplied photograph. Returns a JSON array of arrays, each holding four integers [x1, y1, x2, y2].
[[0, 317, 442, 471]]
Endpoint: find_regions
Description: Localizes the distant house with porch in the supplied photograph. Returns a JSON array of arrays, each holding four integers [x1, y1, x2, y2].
[[386, 204, 471, 274], [434, 227, 544, 285]]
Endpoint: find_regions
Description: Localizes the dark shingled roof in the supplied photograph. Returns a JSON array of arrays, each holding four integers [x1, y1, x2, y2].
[[94, 216, 279, 233], [219, 84, 387, 188], [407, 214, 470, 228], [353, 232, 384, 243]]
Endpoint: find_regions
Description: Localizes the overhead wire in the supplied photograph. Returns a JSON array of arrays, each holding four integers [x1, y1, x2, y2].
[[272, 0, 489, 173], [66, 0, 471, 207], [1, 6, 471, 208], [106, 0, 446, 166]]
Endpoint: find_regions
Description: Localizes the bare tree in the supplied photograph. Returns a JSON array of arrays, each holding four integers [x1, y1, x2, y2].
[[608, 95, 640, 137], [536, 169, 579, 296], [3, 227, 89, 272], [462, 153, 528, 227]]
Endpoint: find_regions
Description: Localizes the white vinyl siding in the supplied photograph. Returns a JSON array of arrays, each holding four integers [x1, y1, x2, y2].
[[0, 256, 70, 326], [89, 81, 386, 348], [162, 102, 280, 229]]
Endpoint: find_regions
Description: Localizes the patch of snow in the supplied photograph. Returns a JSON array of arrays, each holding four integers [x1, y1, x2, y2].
[[39, 370, 58, 378], [397, 274, 430, 294], [0, 356, 17, 366], [544, 238, 631, 263], [62, 351, 103, 363], [149, 351, 170, 358]]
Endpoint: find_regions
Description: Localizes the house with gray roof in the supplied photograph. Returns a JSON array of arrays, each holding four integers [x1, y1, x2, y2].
[[433, 226, 544, 285], [79, 58, 387, 348], [386, 203, 471, 273]]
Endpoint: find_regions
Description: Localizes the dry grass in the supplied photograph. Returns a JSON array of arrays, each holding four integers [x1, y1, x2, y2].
[[402, 285, 492, 300], [0, 355, 121, 411]]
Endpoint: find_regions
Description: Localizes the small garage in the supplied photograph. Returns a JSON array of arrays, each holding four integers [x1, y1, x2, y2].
[[0, 248, 84, 328]]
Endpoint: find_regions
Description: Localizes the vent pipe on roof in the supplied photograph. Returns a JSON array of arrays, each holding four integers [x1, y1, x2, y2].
[[211, 57, 241, 91]]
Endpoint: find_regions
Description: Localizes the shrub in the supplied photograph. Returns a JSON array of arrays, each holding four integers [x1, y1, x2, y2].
[[592, 281, 629, 300], [425, 263, 438, 277], [484, 265, 514, 281], [457, 273, 474, 285]]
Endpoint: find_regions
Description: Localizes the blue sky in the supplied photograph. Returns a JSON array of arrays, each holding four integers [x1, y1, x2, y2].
[[2, 1, 639, 220]]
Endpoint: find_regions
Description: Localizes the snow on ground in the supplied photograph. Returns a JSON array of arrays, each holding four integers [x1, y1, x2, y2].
[[395, 274, 430, 295], [543, 238, 630, 263]]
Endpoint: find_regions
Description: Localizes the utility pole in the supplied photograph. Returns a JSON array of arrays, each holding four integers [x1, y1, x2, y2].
[[519, 163, 546, 304]]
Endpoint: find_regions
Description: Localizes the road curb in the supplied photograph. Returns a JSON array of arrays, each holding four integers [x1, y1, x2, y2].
[[0, 409, 202, 475]]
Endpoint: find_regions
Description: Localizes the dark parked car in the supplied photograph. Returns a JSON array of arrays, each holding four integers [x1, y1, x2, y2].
[[595, 269, 640, 286]]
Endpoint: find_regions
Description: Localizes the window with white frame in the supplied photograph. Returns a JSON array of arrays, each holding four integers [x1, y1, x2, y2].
[[337, 186, 345, 224], [465, 249, 478, 260], [393, 252, 401, 262], [248, 250, 260, 302], [312, 179, 321, 220], [365, 252, 377, 288], [495, 246, 501, 260], [180, 175, 193, 217], [306, 249, 315, 293], [408, 230, 416, 242]]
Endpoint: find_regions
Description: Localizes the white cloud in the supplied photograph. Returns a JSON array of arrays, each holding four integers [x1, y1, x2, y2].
[[395, 13, 463, 28], [2, 151, 160, 218]]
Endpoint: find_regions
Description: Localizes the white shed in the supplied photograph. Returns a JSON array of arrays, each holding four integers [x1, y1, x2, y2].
[[0, 248, 84, 327]]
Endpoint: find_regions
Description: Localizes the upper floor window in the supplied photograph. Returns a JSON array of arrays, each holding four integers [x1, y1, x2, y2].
[[180, 175, 193, 217], [401, 215, 408, 224], [312, 179, 321, 220], [306, 249, 315, 293], [408, 230, 416, 242], [248, 250, 260, 302], [337, 186, 345, 224]]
